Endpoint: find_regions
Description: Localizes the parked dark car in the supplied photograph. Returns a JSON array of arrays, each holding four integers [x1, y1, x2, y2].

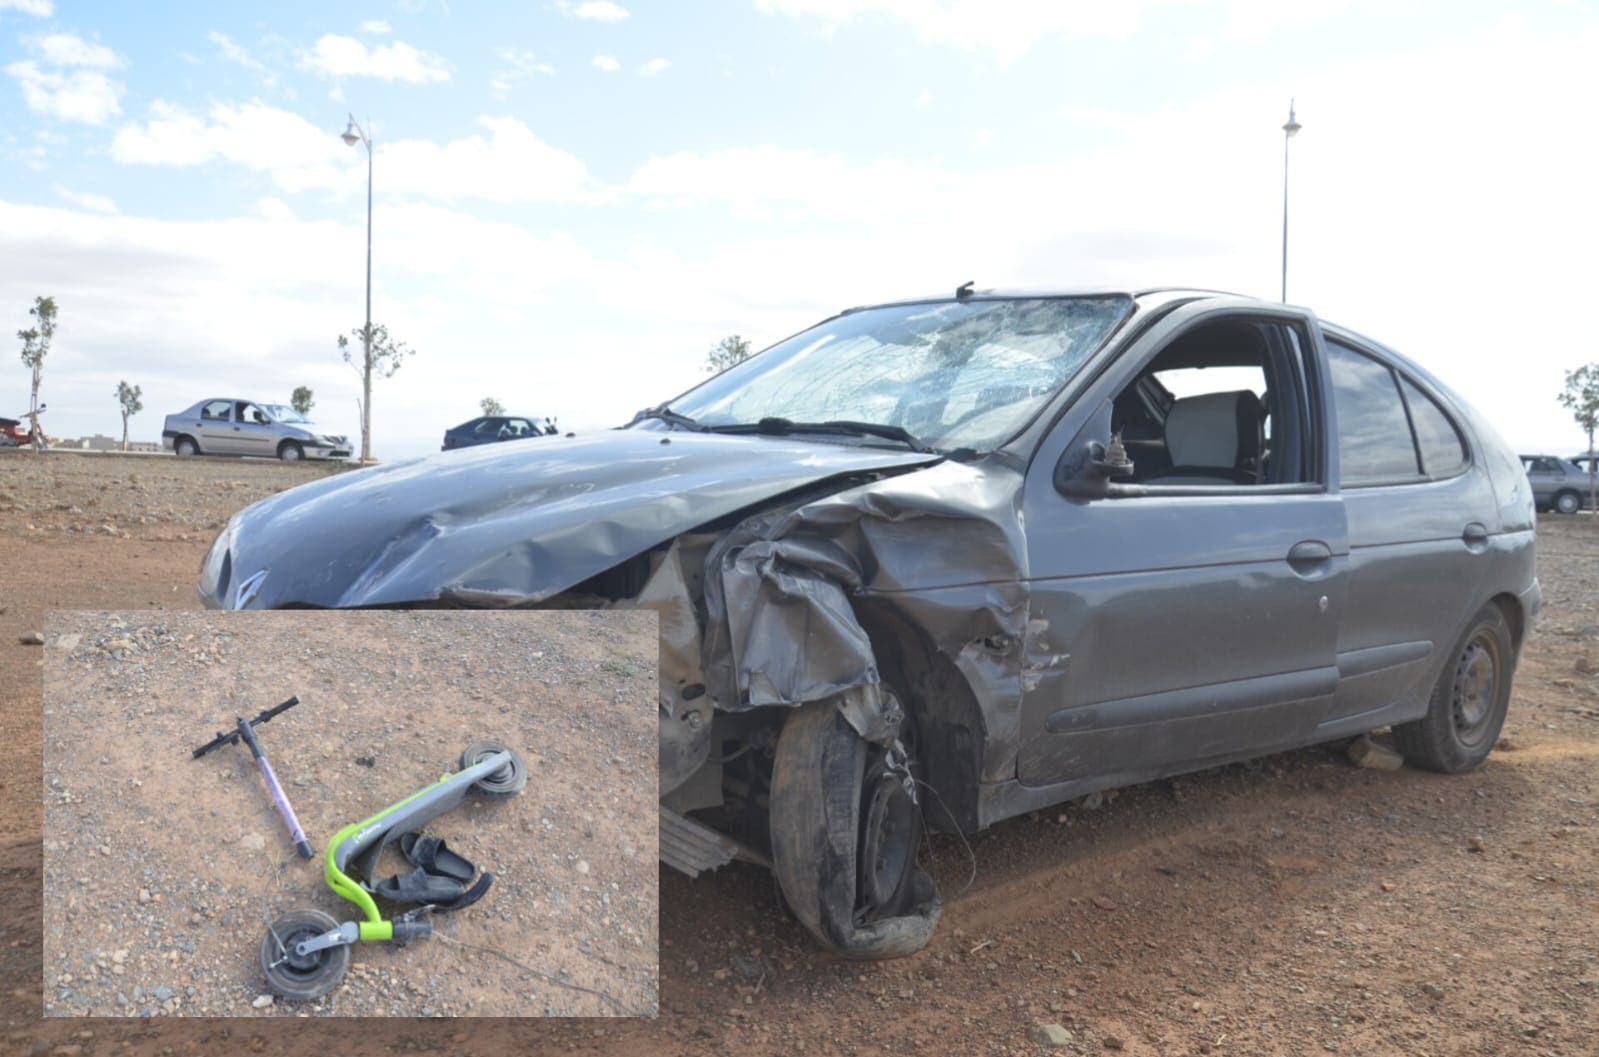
[[441, 415, 556, 451], [1520, 454, 1594, 514], [200, 288, 1538, 958]]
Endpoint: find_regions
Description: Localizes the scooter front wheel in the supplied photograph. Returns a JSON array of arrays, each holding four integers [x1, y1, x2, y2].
[[260, 908, 349, 1001]]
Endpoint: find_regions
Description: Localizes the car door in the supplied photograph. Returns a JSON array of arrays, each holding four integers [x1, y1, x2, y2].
[[195, 400, 238, 453], [1016, 302, 1349, 790], [1522, 456, 1560, 507], [233, 403, 277, 458], [1317, 335, 1498, 726]]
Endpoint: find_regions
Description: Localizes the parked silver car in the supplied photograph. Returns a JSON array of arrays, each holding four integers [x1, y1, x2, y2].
[[199, 287, 1539, 958], [162, 399, 351, 461], [1520, 454, 1594, 514]]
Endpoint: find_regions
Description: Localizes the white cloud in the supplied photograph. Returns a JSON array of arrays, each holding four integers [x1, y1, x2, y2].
[[591, 54, 621, 72], [557, 0, 629, 22], [638, 57, 670, 76], [112, 100, 349, 188], [32, 32, 119, 69], [490, 47, 555, 98], [54, 186, 117, 213], [300, 34, 450, 83], [208, 31, 275, 83], [374, 117, 602, 203], [254, 196, 296, 221], [7, 60, 122, 123], [359, 19, 392, 34], [0, 0, 53, 15], [754, 0, 1350, 64], [113, 102, 602, 205]]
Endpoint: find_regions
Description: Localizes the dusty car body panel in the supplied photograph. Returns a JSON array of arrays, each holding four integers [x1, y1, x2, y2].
[[203, 428, 939, 610]]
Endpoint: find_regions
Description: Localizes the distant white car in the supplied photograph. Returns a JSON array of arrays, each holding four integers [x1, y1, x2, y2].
[[162, 399, 351, 461]]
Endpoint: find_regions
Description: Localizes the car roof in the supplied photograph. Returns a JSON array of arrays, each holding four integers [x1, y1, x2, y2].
[[837, 286, 1254, 315]]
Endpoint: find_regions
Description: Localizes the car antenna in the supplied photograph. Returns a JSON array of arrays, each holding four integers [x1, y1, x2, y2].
[[956, 280, 975, 300]]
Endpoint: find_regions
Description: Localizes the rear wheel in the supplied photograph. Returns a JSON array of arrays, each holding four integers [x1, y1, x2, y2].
[[1393, 603, 1514, 773], [260, 908, 348, 1001], [1555, 490, 1582, 515], [769, 699, 940, 959], [460, 742, 527, 799]]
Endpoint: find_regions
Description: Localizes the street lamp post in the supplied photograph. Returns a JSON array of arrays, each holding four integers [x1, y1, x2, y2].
[[340, 115, 374, 462], [1280, 100, 1301, 303]]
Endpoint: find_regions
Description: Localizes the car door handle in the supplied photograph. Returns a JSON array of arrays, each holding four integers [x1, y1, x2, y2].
[[1463, 522, 1489, 553], [1287, 540, 1333, 576]]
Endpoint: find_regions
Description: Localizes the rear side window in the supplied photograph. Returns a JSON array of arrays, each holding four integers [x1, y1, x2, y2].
[[1399, 378, 1468, 477], [1326, 341, 1420, 485]]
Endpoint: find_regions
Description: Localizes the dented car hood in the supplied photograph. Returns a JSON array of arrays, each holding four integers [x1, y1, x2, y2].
[[201, 429, 941, 610]]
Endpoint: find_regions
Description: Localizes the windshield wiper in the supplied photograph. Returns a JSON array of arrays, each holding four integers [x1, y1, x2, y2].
[[628, 404, 709, 433], [713, 417, 938, 454]]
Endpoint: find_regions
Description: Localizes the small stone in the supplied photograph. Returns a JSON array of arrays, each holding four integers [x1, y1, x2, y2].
[[1103, 1036, 1126, 1050], [1091, 895, 1118, 911], [251, 994, 274, 1009], [20, 632, 44, 646], [1346, 735, 1403, 771], [1028, 1023, 1072, 1047], [1420, 982, 1444, 999], [138, 888, 151, 903], [1467, 836, 1487, 853], [575, 860, 590, 874], [239, 832, 266, 852]]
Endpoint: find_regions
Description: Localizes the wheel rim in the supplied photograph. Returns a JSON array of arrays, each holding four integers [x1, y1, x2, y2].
[[1451, 634, 1500, 743], [1559, 494, 1579, 513], [283, 446, 301, 461], [269, 922, 332, 981], [859, 767, 918, 911]]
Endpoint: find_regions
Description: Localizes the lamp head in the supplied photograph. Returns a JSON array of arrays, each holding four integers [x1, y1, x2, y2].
[[341, 117, 361, 147], [1282, 100, 1301, 138]]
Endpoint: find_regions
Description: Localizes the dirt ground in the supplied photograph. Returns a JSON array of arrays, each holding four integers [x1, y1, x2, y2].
[[39, 610, 659, 1018], [3, 453, 1597, 1056]]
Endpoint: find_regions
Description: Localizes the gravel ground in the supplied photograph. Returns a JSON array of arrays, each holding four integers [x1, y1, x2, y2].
[[40, 609, 658, 1018], [2, 453, 1597, 1055]]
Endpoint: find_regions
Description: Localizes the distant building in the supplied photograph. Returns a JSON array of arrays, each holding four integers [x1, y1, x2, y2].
[[66, 434, 161, 454]]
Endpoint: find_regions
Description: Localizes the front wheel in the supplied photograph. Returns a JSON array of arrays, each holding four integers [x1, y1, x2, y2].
[[278, 441, 304, 462], [260, 908, 349, 1001], [768, 699, 940, 959], [174, 436, 198, 457], [1393, 603, 1514, 773], [1555, 490, 1582, 515]]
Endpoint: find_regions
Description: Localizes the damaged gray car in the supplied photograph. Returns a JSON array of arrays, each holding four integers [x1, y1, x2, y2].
[[199, 287, 1539, 958]]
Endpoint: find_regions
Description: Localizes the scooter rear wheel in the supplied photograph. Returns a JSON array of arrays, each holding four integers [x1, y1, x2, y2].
[[460, 742, 527, 799], [260, 908, 349, 1001]]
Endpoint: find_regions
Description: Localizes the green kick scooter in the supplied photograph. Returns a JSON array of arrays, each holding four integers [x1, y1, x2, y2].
[[259, 742, 527, 1000]]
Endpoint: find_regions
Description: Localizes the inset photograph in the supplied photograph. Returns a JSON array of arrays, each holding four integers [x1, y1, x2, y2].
[[42, 609, 658, 1017]]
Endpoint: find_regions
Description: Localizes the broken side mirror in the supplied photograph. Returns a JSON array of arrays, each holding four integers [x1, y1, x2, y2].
[[1055, 403, 1136, 499]]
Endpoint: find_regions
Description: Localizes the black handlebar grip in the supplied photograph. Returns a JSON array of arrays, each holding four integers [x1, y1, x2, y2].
[[390, 919, 433, 946]]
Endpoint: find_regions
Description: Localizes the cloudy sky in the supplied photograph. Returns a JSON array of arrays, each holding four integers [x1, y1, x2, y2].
[[1, 0, 1595, 457]]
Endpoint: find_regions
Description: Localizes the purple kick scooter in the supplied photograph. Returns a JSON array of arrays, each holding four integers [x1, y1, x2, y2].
[[192, 695, 314, 859]]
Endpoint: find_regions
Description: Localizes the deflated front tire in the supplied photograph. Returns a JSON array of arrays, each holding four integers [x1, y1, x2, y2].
[[769, 699, 941, 958]]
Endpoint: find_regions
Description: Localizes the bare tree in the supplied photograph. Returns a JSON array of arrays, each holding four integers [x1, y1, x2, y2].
[[480, 396, 505, 416], [291, 386, 315, 416], [1560, 363, 1599, 516], [337, 322, 413, 463], [705, 334, 752, 374], [115, 380, 143, 451], [17, 295, 56, 452]]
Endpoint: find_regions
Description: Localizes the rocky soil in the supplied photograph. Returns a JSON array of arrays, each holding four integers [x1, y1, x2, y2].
[[2, 453, 1596, 1055], [39, 609, 658, 1018]]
